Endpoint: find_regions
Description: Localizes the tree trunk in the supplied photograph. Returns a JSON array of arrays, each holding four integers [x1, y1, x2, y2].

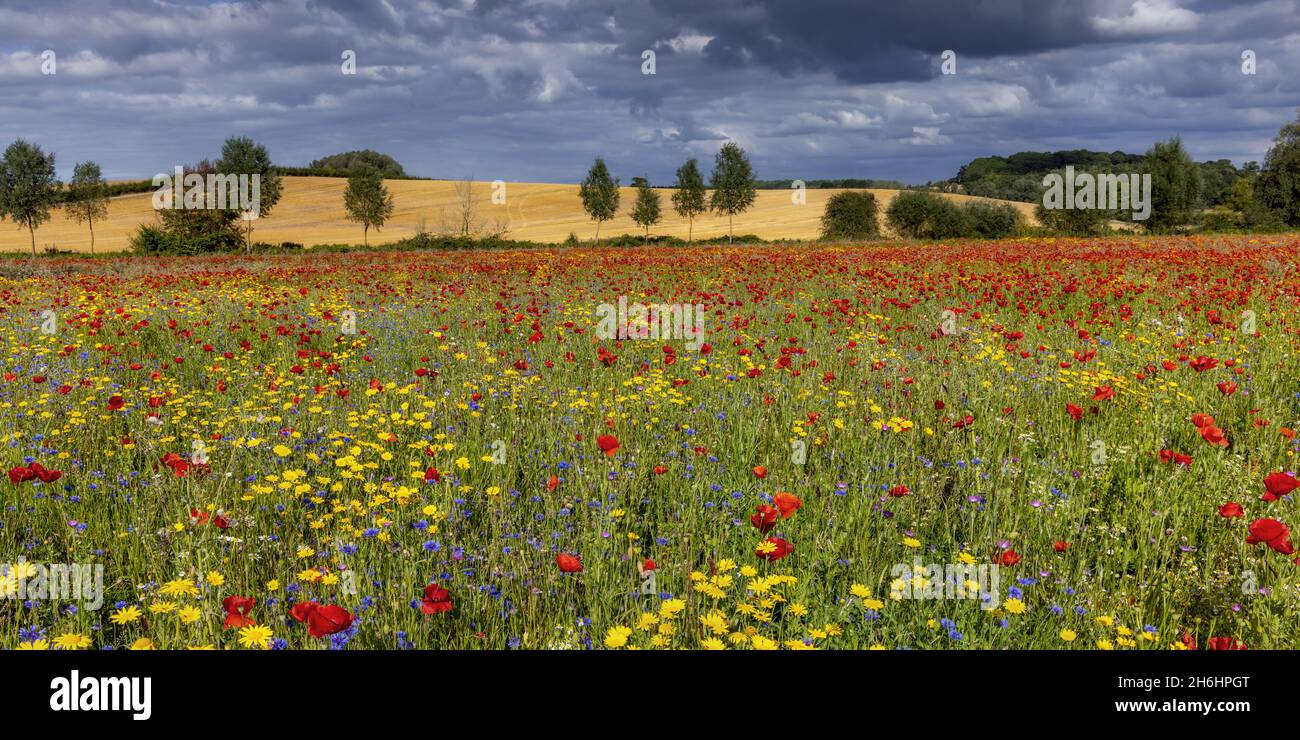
[[28, 224, 36, 257], [729, 213, 733, 244], [688, 217, 693, 246], [364, 224, 369, 246], [594, 220, 601, 244], [89, 220, 95, 255]]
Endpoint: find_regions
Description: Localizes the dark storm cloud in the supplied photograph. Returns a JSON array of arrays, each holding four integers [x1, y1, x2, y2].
[[0, 0, 1296, 185]]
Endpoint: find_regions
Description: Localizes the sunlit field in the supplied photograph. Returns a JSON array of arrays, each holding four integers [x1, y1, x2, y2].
[[2, 235, 1297, 651]]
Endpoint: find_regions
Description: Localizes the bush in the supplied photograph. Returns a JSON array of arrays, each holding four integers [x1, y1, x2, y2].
[[1033, 202, 1112, 236], [961, 201, 1022, 238], [886, 191, 968, 239], [820, 191, 879, 240]]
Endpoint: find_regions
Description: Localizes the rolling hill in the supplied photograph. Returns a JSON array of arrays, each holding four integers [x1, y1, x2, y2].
[[0, 176, 1039, 253]]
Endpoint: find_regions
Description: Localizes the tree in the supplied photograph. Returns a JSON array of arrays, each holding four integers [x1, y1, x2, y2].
[[630, 182, 662, 244], [709, 142, 756, 243], [132, 159, 244, 255], [0, 139, 60, 257], [579, 156, 619, 242], [216, 136, 283, 252], [65, 161, 109, 254], [1253, 111, 1300, 226], [820, 191, 879, 240], [1142, 137, 1203, 232], [671, 158, 707, 245], [343, 165, 395, 246]]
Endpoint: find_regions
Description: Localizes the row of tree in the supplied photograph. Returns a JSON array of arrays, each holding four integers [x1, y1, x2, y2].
[[578, 142, 757, 243]]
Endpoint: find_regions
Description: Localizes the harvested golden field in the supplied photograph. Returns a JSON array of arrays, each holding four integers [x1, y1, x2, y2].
[[0, 176, 1038, 253]]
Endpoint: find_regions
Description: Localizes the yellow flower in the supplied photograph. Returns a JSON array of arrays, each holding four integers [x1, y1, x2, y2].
[[52, 633, 92, 650], [603, 625, 633, 649], [177, 606, 203, 624], [159, 578, 200, 598], [130, 637, 156, 650], [863, 598, 884, 611], [17, 640, 50, 650], [850, 583, 870, 598], [110, 605, 143, 625], [206, 571, 225, 586], [149, 601, 177, 614], [902, 537, 921, 548], [238, 624, 273, 649], [700, 637, 726, 650], [1060, 629, 1077, 642], [750, 635, 779, 650], [1004, 598, 1027, 615], [266, 580, 280, 592]]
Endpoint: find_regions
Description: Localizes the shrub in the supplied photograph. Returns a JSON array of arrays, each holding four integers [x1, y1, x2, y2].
[[1033, 202, 1112, 236], [820, 191, 879, 240], [961, 200, 1022, 238], [886, 191, 967, 239]]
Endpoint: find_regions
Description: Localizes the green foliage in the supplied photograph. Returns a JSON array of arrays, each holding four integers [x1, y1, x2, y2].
[[885, 191, 967, 239], [579, 156, 620, 241], [1033, 201, 1112, 236], [709, 143, 757, 242], [65, 161, 110, 253], [961, 200, 1023, 238], [754, 178, 907, 190], [819, 191, 879, 240], [0, 139, 61, 256], [671, 158, 708, 243], [343, 166, 395, 246], [630, 183, 662, 241], [1253, 112, 1300, 226], [1142, 137, 1203, 232], [308, 150, 406, 177]]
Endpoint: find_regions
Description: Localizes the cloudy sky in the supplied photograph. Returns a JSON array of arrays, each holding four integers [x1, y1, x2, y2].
[[0, 0, 1297, 184]]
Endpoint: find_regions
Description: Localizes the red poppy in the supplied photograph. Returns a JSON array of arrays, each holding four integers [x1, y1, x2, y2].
[[1052, 541, 1070, 553], [1190, 413, 1215, 429], [547, 474, 559, 490], [1218, 501, 1245, 518], [752, 465, 767, 479], [190, 508, 211, 526], [305, 604, 354, 638], [420, 583, 454, 615], [107, 395, 125, 411], [424, 466, 441, 483], [1246, 518, 1294, 555], [642, 559, 656, 572], [555, 552, 583, 573], [997, 549, 1021, 567], [1092, 386, 1114, 401], [596, 434, 620, 456], [1206, 637, 1247, 651], [1066, 403, 1083, 422], [756, 537, 794, 562], [1262, 472, 1298, 502], [221, 595, 256, 629], [772, 492, 802, 518], [887, 485, 910, 497], [750, 504, 778, 533], [1199, 424, 1228, 447], [1217, 381, 1237, 396], [290, 601, 321, 624]]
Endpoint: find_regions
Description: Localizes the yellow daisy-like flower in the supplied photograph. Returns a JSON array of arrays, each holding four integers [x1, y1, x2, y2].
[[863, 598, 884, 610], [238, 624, 273, 649], [1003, 598, 1027, 615], [206, 571, 225, 586], [130, 637, 156, 650], [749, 635, 779, 651], [188, 645, 216, 650], [110, 605, 143, 625], [700, 637, 726, 650], [177, 605, 203, 624], [902, 537, 921, 548], [18, 640, 50, 650], [266, 580, 280, 592], [850, 583, 871, 598], [1097, 639, 1115, 650], [159, 578, 200, 598], [1060, 629, 1077, 642], [149, 601, 178, 614], [52, 633, 92, 650], [603, 625, 632, 649], [788, 602, 808, 617]]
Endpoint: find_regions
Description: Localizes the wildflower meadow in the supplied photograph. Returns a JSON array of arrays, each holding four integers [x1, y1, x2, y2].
[[2, 235, 1298, 651]]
